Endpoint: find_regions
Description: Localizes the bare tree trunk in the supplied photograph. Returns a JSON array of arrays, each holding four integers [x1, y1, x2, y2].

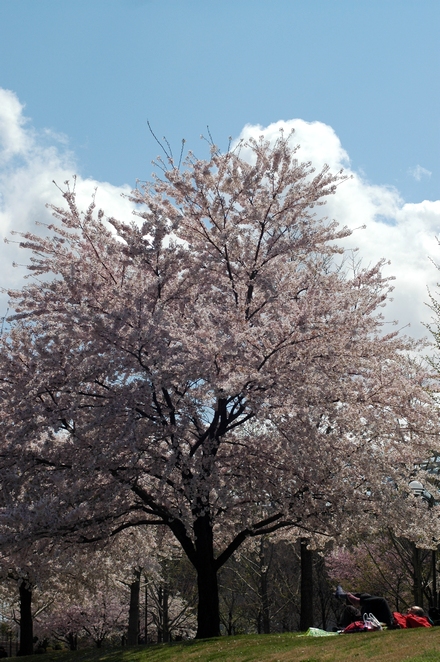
[[228, 609, 234, 635], [162, 583, 170, 642], [194, 515, 221, 638], [299, 538, 314, 631], [127, 569, 141, 646], [156, 583, 170, 642], [157, 584, 163, 643], [67, 632, 78, 651], [259, 538, 270, 634], [144, 580, 149, 643], [413, 544, 424, 607], [19, 581, 33, 656]]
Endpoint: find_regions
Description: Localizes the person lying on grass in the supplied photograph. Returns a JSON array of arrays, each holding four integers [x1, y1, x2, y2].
[[335, 586, 432, 629]]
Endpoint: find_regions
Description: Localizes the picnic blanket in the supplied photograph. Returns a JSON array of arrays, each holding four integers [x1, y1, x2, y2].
[[302, 627, 339, 637]]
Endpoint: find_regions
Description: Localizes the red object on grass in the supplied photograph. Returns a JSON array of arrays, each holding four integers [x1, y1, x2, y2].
[[392, 612, 432, 628]]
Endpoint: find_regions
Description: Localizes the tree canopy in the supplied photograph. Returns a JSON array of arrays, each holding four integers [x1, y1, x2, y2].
[[0, 133, 437, 637]]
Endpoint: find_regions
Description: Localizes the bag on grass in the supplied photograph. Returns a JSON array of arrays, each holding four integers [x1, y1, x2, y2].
[[363, 613, 383, 630], [343, 621, 368, 633], [343, 614, 382, 633]]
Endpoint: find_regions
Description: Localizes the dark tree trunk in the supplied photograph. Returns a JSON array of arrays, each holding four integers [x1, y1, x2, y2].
[[259, 539, 270, 634], [257, 611, 262, 634], [316, 554, 328, 631], [157, 585, 163, 644], [156, 583, 170, 643], [127, 569, 141, 646], [261, 574, 270, 634], [162, 584, 170, 642], [412, 544, 425, 607], [194, 515, 221, 638], [299, 538, 314, 631], [432, 549, 438, 609], [228, 610, 233, 635], [157, 583, 170, 643], [144, 581, 149, 643], [19, 581, 33, 656], [67, 632, 78, 651]]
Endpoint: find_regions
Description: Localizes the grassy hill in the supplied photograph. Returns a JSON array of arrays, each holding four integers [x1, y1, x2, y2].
[[19, 629, 440, 662]]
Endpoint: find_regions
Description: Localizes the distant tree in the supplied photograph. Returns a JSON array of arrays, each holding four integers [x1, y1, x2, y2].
[[218, 537, 275, 635], [37, 540, 134, 649], [0, 542, 58, 656], [146, 576, 197, 643], [326, 534, 436, 613], [0, 133, 437, 638]]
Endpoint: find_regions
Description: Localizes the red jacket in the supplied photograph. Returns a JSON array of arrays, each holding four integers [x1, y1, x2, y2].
[[392, 612, 432, 628]]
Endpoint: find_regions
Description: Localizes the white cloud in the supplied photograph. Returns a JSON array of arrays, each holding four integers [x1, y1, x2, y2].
[[234, 120, 440, 339], [0, 88, 32, 163], [0, 88, 137, 315], [1, 97, 440, 340], [408, 165, 432, 181]]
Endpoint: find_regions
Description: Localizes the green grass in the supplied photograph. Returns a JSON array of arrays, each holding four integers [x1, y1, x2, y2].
[[19, 629, 440, 662]]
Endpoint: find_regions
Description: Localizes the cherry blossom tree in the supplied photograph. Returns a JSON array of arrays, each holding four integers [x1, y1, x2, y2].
[[34, 531, 156, 649], [0, 539, 62, 655], [43, 587, 126, 649], [0, 133, 437, 638]]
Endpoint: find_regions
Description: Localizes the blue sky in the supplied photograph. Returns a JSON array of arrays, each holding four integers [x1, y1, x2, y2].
[[1, 0, 438, 199], [0, 0, 439, 336]]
